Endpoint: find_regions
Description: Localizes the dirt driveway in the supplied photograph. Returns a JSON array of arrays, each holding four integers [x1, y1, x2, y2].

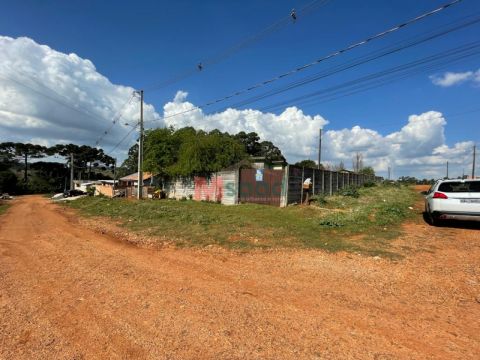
[[0, 195, 479, 359]]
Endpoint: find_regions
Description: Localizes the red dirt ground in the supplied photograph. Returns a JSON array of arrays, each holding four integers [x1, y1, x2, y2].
[[0, 195, 479, 359]]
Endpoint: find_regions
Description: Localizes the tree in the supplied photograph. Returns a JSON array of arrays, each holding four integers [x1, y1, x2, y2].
[[233, 131, 262, 156], [0, 142, 48, 183], [352, 152, 364, 173], [172, 130, 246, 177], [259, 141, 283, 161], [0, 143, 17, 171], [295, 160, 317, 168], [118, 144, 138, 177], [334, 161, 345, 171], [0, 171, 18, 193], [139, 127, 248, 180], [142, 127, 179, 178], [233, 131, 283, 160], [359, 166, 375, 177], [49, 144, 114, 180]]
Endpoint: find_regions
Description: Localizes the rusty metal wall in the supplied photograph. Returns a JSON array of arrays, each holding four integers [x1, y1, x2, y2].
[[239, 169, 284, 206]]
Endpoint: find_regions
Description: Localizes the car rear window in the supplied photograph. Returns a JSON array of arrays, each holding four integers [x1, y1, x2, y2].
[[438, 181, 480, 192]]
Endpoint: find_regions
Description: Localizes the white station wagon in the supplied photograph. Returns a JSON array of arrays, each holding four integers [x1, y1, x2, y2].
[[424, 179, 480, 225]]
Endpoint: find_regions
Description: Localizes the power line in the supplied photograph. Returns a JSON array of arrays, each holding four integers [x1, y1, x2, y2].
[[0, 72, 138, 149], [226, 14, 480, 110], [260, 41, 480, 112], [107, 123, 139, 155], [143, 0, 463, 125], [94, 94, 137, 147], [143, 0, 331, 91]]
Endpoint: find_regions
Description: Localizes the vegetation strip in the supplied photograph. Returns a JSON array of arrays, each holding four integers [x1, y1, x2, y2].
[[67, 183, 418, 257]]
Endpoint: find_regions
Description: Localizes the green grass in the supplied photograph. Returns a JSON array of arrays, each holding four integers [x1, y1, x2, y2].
[[67, 184, 419, 256], [0, 202, 10, 215]]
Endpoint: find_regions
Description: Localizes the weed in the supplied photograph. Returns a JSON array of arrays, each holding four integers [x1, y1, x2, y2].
[[67, 184, 418, 256], [339, 186, 360, 198]]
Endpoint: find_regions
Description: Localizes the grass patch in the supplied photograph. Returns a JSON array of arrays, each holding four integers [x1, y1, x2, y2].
[[0, 202, 10, 215], [67, 184, 418, 256]]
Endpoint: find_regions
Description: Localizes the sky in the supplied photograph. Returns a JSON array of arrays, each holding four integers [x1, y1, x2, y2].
[[0, 0, 479, 179]]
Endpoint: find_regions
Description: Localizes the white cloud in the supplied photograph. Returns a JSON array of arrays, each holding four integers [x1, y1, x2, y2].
[[0, 35, 162, 153], [162, 92, 329, 160], [0, 36, 474, 179], [430, 69, 480, 87], [164, 93, 474, 179]]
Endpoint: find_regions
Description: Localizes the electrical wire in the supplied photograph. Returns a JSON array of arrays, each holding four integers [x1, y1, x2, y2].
[[143, 0, 331, 91], [260, 41, 480, 112], [0, 72, 138, 150], [107, 124, 139, 155], [226, 14, 480, 110], [94, 94, 137, 147], [142, 0, 464, 125]]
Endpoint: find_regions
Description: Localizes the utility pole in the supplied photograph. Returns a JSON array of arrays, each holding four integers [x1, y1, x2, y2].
[[388, 166, 391, 180], [137, 90, 144, 200], [446, 161, 449, 179], [318, 128, 322, 169], [113, 158, 117, 193], [473, 144, 476, 179], [70, 152, 74, 190]]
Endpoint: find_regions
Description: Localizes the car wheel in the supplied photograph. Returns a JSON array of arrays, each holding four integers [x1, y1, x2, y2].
[[426, 205, 438, 226]]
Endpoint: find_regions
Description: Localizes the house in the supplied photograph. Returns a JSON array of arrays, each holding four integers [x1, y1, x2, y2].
[[95, 180, 120, 197], [118, 172, 156, 187], [119, 172, 158, 198], [73, 180, 98, 193], [251, 156, 287, 171]]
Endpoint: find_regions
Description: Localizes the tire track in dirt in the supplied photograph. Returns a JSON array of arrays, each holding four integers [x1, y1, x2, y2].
[[0, 195, 479, 359]]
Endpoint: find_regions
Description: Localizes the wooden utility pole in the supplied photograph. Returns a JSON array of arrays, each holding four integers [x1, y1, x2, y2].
[[388, 166, 391, 180], [137, 90, 144, 200], [69, 153, 75, 190], [318, 128, 322, 169], [473, 144, 476, 179]]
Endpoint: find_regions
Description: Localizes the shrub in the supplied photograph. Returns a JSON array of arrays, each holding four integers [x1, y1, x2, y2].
[[362, 181, 376, 188], [310, 194, 327, 205], [339, 186, 360, 198]]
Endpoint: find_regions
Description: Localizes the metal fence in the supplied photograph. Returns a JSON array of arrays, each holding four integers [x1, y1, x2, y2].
[[283, 165, 381, 206]]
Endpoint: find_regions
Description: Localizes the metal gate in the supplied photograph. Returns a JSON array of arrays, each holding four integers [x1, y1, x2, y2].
[[239, 169, 284, 206]]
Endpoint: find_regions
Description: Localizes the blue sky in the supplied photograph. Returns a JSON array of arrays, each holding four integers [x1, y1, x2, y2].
[[0, 0, 479, 178]]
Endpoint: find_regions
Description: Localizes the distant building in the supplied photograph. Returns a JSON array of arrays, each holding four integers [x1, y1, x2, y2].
[[250, 156, 287, 171], [118, 172, 156, 187]]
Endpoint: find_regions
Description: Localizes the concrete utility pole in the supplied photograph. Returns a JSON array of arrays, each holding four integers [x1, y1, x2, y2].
[[70, 153, 74, 190], [388, 166, 391, 180], [318, 128, 322, 169], [137, 90, 144, 200], [113, 158, 117, 192], [473, 144, 476, 179], [446, 161, 449, 179]]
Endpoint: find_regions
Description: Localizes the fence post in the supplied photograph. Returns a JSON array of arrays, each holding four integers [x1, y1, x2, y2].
[[322, 170, 325, 194], [329, 171, 333, 196], [300, 167, 305, 204], [312, 169, 316, 195]]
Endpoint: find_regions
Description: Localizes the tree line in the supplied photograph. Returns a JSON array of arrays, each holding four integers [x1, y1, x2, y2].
[[0, 142, 115, 193], [1, 127, 375, 194], [119, 127, 284, 178]]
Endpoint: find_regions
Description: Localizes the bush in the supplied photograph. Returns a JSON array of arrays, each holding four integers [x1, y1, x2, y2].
[[362, 181, 376, 188], [339, 185, 360, 198], [310, 194, 327, 205], [0, 171, 18, 193]]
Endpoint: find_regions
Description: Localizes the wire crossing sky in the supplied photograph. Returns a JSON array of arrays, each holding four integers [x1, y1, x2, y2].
[[0, 0, 479, 179]]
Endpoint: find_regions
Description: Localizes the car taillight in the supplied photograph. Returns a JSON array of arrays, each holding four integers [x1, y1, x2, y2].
[[433, 192, 448, 199]]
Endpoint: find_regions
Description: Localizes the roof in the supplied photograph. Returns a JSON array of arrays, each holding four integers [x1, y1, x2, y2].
[[120, 172, 153, 181]]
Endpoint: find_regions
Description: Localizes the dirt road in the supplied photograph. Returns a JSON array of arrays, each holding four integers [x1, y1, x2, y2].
[[1, 195, 479, 359]]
